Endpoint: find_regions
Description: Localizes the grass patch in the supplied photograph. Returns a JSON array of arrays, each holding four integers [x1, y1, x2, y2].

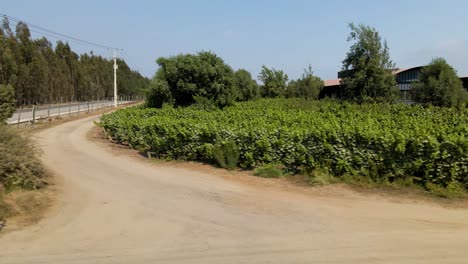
[[253, 164, 283, 178], [213, 140, 240, 170], [0, 186, 12, 221], [426, 181, 467, 199], [306, 168, 340, 186]]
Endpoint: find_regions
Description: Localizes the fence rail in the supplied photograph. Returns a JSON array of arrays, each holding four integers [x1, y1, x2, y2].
[[7, 96, 143, 126]]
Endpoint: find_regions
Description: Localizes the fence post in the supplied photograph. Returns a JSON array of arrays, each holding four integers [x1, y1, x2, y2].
[[68, 102, 71, 116], [17, 106, 22, 127], [47, 104, 51, 119], [78, 102, 80, 115], [58, 99, 61, 117], [32, 105, 36, 125]]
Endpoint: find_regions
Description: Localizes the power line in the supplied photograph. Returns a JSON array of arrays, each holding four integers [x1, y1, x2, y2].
[[0, 12, 120, 51], [121, 50, 144, 74]]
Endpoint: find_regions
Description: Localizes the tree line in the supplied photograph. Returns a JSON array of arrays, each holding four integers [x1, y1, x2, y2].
[[147, 23, 468, 109], [147, 52, 324, 108], [0, 17, 149, 107]]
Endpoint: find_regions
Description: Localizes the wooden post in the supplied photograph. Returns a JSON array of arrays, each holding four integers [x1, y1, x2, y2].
[[78, 102, 80, 115], [47, 104, 51, 119], [87, 102, 90, 114], [68, 102, 71, 116], [17, 106, 22, 127], [58, 99, 61, 117], [32, 105, 36, 125]]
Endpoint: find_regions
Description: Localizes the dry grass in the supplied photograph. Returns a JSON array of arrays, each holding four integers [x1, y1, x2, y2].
[[0, 186, 53, 229]]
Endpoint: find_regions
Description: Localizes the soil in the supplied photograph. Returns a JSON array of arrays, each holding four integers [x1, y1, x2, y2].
[[1, 115, 468, 263]]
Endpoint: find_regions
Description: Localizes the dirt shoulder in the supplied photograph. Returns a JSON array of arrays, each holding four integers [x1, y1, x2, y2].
[[0, 102, 141, 235]]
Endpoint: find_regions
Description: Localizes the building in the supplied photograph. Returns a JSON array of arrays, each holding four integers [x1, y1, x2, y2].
[[322, 67, 468, 101], [461, 77, 468, 89]]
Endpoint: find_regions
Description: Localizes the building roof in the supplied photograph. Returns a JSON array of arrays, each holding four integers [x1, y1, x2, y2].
[[323, 79, 341, 87], [324, 66, 425, 87], [393, 66, 423, 75]]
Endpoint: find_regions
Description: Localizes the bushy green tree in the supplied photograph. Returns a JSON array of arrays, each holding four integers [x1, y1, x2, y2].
[[341, 23, 398, 102], [411, 58, 468, 108], [146, 70, 173, 108], [287, 65, 323, 99], [149, 51, 236, 108], [0, 84, 16, 123], [233, 69, 260, 101], [258, 66, 288, 98]]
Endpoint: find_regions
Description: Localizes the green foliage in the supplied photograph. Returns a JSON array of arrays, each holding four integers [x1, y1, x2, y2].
[[287, 65, 323, 99], [213, 140, 240, 170], [99, 98, 468, 190], [146, 71, 173, 108], [0, 17, 149, 106], [258, 66, 288, 98], [341, 23, 398, 103], [233, 69, 260, 101], [0, 186, 11, 220], [151, 51, 237, 108], [0, 125, 46, 190], [426, 181, 466, 199], [192, 96, 219, 111], [253, 164, 283, 178], [306, 168, 338, 186], [411, 58, 468, 108], [0, 84, 16, 122]]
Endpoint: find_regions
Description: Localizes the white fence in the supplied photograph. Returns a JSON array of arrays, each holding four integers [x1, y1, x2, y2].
[[7, 96, 143, 125]]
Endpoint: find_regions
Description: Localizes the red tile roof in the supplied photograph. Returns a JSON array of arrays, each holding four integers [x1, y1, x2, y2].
[[323, 79, 341, 87]]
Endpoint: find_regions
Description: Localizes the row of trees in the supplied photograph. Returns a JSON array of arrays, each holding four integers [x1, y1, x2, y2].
[[146, 23, 467, 109], [147, 52, 324, 108], [0, 17, 149, 106]]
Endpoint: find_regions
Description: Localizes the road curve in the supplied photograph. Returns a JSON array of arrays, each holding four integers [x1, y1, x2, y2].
[[1, 115, 468, 263]]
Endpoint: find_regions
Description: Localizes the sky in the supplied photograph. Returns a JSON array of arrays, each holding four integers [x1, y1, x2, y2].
[[2, 0, 468, 80]]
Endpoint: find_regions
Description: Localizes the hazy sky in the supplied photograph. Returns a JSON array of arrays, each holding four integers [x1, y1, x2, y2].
[[2, 0, 468, 80]]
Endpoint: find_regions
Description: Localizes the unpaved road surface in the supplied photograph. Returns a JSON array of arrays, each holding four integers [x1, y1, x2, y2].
[[1, 116, 468, 263]]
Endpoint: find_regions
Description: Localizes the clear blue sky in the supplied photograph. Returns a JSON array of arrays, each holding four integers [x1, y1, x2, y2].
[[2, 0, 468, 80]]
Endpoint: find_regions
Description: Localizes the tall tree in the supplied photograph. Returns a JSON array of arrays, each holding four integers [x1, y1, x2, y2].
[[0, 17, 149, 106], [341, 23, 398, 102], [286, 65, 323, 99], [0, 84, 16, 123], [411, 58, 468, 108], [233, 69, 260, 101], [258, 66, 288, 98], [149, 51, 236, 108]]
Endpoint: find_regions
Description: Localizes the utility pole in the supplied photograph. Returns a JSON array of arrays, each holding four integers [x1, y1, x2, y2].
[[113, 49, 118, 107]]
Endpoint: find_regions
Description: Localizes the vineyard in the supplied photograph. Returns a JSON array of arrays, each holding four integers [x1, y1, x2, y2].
[[99, 99, 468, 189]]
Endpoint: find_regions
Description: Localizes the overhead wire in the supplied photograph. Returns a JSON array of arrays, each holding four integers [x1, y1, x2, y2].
[[0, 12, 119, 51]]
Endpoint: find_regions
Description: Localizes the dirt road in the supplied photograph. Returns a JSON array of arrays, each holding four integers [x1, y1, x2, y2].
[[1, 116, 468, 263]]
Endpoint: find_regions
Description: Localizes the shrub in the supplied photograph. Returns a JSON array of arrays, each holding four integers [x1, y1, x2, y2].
[[213, 140, 240, 170], [0, 125, 47, 190]]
